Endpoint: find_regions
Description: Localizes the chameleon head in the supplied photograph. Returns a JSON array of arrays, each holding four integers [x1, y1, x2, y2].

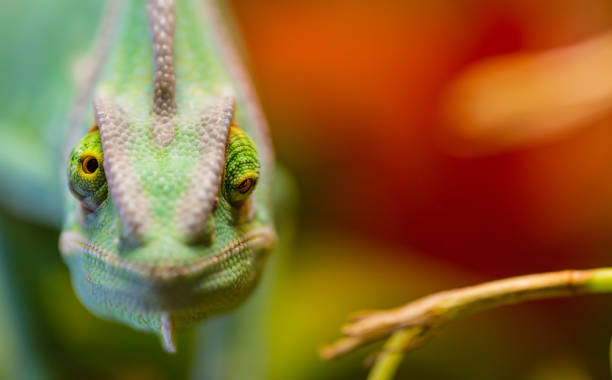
[[58, 0, 276, 352], [59, 102, 275, 353], [58, 0, 276, 353]]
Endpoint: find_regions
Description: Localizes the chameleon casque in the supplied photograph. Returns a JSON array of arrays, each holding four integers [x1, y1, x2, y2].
[[58, 0, 276, 353]]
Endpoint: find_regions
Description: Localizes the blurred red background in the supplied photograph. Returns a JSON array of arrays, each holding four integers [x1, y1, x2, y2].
[[233, 0, 612, 276]]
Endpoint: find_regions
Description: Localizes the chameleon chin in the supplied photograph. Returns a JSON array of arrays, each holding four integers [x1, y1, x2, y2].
[[58, 0, 276, 353]]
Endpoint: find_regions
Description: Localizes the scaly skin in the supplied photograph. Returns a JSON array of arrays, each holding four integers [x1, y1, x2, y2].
[[59, 0, 276, 352]]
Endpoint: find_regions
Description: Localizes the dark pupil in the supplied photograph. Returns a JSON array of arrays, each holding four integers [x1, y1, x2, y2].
[[238, 178, 252, 194], [84, 157, 98, 174]]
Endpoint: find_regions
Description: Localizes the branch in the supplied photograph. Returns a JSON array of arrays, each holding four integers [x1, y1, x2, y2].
[[365, 328, 422, 380], [320, 268, 612, 362]]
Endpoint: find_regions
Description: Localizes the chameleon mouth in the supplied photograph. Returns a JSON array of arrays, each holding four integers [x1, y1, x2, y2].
[[59, 226, 276, 282]]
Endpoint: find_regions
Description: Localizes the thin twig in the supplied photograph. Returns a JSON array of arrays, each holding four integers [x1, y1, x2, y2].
[[321, 268, 612, 361], [366, 328, 422, 380]]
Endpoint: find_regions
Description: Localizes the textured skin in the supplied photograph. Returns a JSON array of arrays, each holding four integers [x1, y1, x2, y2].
[[147, 0, 176, 118], [147, 0, 177, 148], [93, 95, 150, 237], [59, 0, 275, 352], [224, 125, 261, 204]]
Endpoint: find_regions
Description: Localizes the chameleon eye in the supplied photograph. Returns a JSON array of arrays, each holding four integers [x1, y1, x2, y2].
[[68, 129, 108, 211], [237, 178, 254, 194], [224, 124, 260, 205], [82, 156, 99, 174], [229, 173, 258, 204]]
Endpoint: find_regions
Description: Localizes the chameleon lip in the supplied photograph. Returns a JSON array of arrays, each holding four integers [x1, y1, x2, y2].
[[59, 226, 276, 281]]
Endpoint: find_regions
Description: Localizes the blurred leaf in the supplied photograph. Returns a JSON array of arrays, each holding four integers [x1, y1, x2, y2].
[[440, 31, 612, 156], [525, 356, 593, 380], [0, 0, 103, 226]]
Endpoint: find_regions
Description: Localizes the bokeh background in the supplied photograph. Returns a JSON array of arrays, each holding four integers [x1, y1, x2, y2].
[[3, 0, 612, 379]]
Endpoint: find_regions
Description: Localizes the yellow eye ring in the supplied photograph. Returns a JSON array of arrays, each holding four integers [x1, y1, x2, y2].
[[81, 156, 99, 174], [227, 174, 257, 205], [237, 177, 254, 194]]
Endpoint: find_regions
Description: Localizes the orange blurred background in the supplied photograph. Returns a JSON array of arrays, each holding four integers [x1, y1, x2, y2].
[[233, 0, 612, 275], [228, 1, 612, 377]]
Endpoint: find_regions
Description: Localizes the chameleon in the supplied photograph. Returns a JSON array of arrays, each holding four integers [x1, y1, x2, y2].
[[58, 0, 276, 353]]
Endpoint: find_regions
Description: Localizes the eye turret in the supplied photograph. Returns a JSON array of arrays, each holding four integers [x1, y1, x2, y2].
[[67, 127, 108, 212], [223, 124, 260, 205]]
